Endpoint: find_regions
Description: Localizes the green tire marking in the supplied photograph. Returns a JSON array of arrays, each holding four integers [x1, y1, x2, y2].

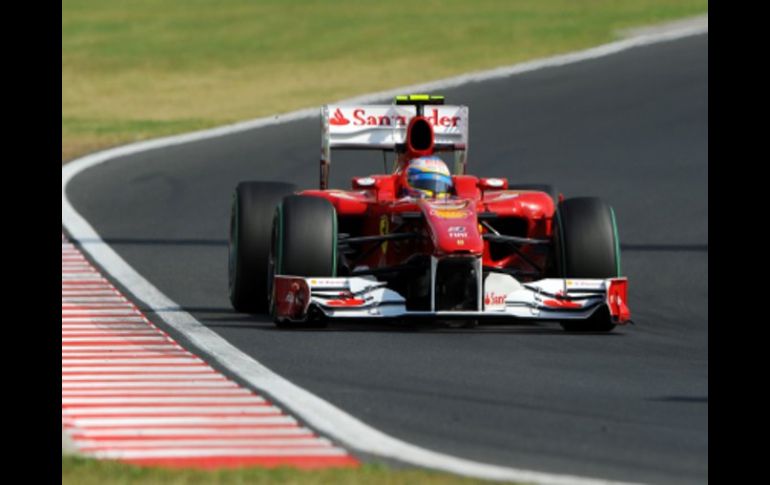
[[276, 203, 284, 275], [555, 207, 566, 277], [228, 193, 238, 296], [331, 206, 338, 277], [610, 206, 621, 277]]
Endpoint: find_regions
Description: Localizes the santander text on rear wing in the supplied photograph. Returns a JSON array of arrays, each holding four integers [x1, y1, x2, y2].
[[320, 103, 469, 188]]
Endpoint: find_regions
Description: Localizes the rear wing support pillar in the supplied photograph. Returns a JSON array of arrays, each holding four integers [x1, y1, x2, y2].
[[321, 105, 331, 189]]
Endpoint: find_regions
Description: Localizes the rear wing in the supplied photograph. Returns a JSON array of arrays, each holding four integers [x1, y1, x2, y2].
[[320, 103, 469, 189]]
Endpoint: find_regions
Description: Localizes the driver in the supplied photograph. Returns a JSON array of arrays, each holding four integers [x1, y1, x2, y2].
[[400, 156, 454, 199]]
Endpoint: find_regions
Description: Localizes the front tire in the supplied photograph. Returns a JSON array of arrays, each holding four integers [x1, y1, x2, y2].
[[229, 181, 297, 313], [269, 195, 337, 327], [553, 197, 621, 332], [274, 195, 337, 277]]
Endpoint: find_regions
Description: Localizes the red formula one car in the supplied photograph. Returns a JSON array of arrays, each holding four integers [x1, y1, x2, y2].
[[228, 95, 630, 332]]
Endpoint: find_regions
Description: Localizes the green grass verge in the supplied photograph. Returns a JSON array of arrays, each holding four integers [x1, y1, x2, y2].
[[62, 0, 707, 162], [62, 455, 517, 485]]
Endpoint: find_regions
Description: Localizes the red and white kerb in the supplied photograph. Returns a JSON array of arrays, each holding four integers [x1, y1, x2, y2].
[[61, 234, 358, 469]]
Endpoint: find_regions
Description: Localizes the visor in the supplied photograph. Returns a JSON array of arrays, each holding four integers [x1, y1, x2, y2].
[[407, 171, 453, 195]]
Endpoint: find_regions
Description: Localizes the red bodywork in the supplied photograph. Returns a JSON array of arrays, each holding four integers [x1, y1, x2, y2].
[[306, 125, 556, 282], [305, 111, 557, 279], [301, 181, 554, 277]]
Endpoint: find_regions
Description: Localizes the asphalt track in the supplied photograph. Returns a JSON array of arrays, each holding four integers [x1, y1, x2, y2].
[[66, 34, 708, 484]]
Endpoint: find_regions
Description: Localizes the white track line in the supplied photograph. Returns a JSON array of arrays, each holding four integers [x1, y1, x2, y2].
[[62, 18, 706, 485]]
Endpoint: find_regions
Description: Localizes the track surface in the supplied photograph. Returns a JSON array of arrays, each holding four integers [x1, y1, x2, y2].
[[67, 34, 708, 484]]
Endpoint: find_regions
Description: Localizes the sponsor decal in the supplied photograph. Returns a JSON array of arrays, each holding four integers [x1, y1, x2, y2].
[[485, 292, 507, 307], [345, 108, 460, 128], [427, 201, 468, 210], [483, 273, 521, 310], [274, 278, 310, 320], [486, 192, 520, 202], [543, 299, 582, 309], [327, 298, 367, 307], [484, 178, 505, 188], [448, 226, 468, 238], [329, 108, 350, 126], [309, 278, 347, 287], [431, 209, 467, 219], [565, 280, 604, 289]]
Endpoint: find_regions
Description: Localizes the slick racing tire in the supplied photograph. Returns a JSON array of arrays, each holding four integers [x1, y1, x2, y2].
[[229, 181, 297, 313], [269, 195, 337, 328], [553, 197, 621, 333]]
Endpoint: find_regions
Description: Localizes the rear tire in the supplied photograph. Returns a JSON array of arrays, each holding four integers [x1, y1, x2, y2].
[[270, 195, 337, 328], [553, 197, 620, 332], [228, 181, 297, 313]]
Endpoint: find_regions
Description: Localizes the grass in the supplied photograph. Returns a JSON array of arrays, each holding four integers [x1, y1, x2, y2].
[[62, 0, 707, 162], [62, 455, 515, 485]]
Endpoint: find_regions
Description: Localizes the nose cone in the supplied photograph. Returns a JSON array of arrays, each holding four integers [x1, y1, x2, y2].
[[419, 199, 483, 255]]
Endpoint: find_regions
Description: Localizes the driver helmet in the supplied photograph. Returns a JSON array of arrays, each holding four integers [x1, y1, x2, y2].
[[403, 156, 453, 199]]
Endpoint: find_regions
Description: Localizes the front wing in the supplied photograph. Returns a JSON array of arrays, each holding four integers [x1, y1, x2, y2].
[[272, 274, 630, 324]]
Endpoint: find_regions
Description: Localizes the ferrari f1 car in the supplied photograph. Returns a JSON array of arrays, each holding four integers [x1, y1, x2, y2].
[[228, 94, 630, 332]]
